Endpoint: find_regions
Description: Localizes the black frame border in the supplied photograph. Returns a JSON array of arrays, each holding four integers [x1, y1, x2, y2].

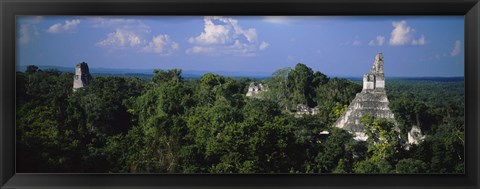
[[1, 0, 479, 188]]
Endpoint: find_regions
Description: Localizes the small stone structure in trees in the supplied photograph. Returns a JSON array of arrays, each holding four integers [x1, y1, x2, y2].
[[408, 125, 426, 145], [246, 82, 267, 98], [294, 104, 319, 117]]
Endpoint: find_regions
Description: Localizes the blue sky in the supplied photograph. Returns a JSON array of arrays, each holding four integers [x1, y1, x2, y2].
[[16, 16, 464, 77]]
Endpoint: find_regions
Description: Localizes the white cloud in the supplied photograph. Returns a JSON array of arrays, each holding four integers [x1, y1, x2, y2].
[[64, 19, 80, 30], [47, 19, 80, 33], [451, 40, 461, 57], [93, 17, 171, 54], [143, 34, 179, 55], [389, 20, 426, 46], [47, 23, 62, 33], [412, 35, 427, 45], [96, 29, 143, 48], [243, 28, 258, 43], [186, 46, 215, 54], [188, 16, 258, 45], [17, 16, 43, 44], [259, 41, 269, 50], [351, 36, 362, 46], [389, 20, 411, 45], [18, 24, 31, 44], [188, 17, 231, 45], [187, 16, 267, 56], [340, 36, 362, 46], [368, 36, 385, 46]]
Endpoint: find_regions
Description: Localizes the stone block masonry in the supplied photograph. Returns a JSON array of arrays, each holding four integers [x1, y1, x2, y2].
[[332, 53, 397, 141]]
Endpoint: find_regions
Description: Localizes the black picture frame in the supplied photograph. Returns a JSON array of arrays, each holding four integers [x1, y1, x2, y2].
[[1, 0, 479, 188]]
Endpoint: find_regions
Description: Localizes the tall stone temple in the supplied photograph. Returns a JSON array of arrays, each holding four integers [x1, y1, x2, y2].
[[332, 52, 397, 141], [73, 62, 92, 91]]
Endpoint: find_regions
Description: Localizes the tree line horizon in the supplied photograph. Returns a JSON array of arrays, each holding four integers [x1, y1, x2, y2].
[[18, 64, 465, 79]]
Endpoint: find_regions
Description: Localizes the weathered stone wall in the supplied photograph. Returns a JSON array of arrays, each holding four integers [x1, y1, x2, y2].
[[375, 79, 385, 89], [363, 74, 375, 90], [362, 53, 385, 92], [333, 91, 395, 133]]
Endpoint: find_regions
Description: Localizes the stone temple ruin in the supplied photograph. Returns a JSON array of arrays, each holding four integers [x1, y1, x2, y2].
[[246, 82, 267, 98], [73, 62, 92, 91], [408, 125, 426, 145], [295, 104, 319, 117], [332, 53, 397, 141]]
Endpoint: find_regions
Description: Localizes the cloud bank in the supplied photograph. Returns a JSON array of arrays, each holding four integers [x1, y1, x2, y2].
[[451, 40, 461, 57], [389, 20, 426, 46], [47, 19, 81, 33], [187, 16, 268, 56]]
